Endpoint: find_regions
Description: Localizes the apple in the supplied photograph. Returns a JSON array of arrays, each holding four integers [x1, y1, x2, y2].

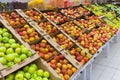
[[2, 37, 9, 43], [0, 46, 6, 53], [15, 73, 24, 80], [6, 48, 14, 54], [21, 47, 29, 54], [43, 71, 50, 78], [6, 74, 14, 80], [0, 57, 7, 65], [7, 62, 14, 67], [24, 72, 31, 79], [27, 51, 32, 57], [11, 43, 18, 48], [23, 66, 29, 72], [0, 35, 2, 42], [9, 39, 16, 44], [5, 54, 15, 61], [15, 48, 21, 54], [37, 69, 44, 76], [0, 52, 5, 57], [20, 54, 27, 61], [42, 78, 48, 80], [4, 43, 11, 48], [30, 64, 38, 70], [28, 66, 36, 74], [14, 57, 21, 63], [2, 32, 10, 37]]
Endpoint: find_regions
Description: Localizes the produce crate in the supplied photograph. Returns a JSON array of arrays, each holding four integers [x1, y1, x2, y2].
[[4, 58, 62, 80], [0, 21, 39, 78]]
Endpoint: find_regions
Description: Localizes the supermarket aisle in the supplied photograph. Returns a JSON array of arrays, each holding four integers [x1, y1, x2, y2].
[[92, 37, 120, 80]]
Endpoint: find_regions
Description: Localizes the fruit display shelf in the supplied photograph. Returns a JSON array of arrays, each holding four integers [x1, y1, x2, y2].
[[0, 21, 39, 78]]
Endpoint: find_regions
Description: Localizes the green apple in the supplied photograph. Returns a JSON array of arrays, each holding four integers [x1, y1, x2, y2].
[[0, 43, 4, 46], [37, 69, 44, 76], [0, 52, 5, 57], [4, 43, 11, 48], [15, 47, 21, 54], [6, 74, 14, 80], [2, 37, 9, 43], [2, 28, 8, 32], [0, 46, 6, 53], [28, 66, 36, 74], [20, 54, 27, 61], [0, 30, 3, 34], [11, 43, 18, 49], [31, 73, 37, 79], [5, 54, 14, 61], [6, 48, 14, 54], [13, 53, 19, 57], [16, 43, 20, 48], [14, 57, 21, 63], [0, 35, 2, 42], [42, 78, 48, 80], [2, 32, 10, 37], [17, 71, 24, 75], [36, 77, 42, 80], [27, 51, 32, 57], [9, 39, 16, 44], [23, 66, 29, 72], [0, 57, 7, 65], [15, 73, 24, 80], [24, 72, 31, 79], [21, 47, 29, 54], [43, 71, 50, 78], [7, 62, 14, 67], [30, 64, 38, 70], [20, 45, 25, 48], [9, 34, 13, 38]]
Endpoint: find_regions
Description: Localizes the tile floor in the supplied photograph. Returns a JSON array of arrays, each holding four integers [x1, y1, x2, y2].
[[92, 35, 120, 80]]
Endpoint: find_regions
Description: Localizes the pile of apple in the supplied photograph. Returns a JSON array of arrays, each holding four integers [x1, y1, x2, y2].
[[76, 23, 118, 54], [38, 21, 58, 35], [52, 33, 73, 49], [30, 39, 58, 60], [48, 54, 76, 80], [15, 24, 40, 44], [59, 21, 82, 38], [5, 63, 50, 80], [1, 12, 26, 27], [24, 9, 43, 23], [74, 15, 102, 30], [60, 7, 90, 19], [43, 11, 69, 24], [68, 47, 90, 65], [0, 27, 32, 68]]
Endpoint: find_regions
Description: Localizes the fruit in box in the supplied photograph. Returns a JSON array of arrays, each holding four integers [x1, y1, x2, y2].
[[52, 33, 73, 49], [38, 21, 58, 35], [44, 11, 69, 24], [15, 24, 40, 43], [76, 23, 118, 54], [68, 47, 91, 65], [60, 7, 90, 19], [25, 9, 43, 23], [1, 12, 26, 27], [31, 39, 58, 60], [59, 21, 82, 38], [0, 27, 32, 68], [48, 54, 76, 80], [5, 63, 50, 80], [75, 15, 102, 30]]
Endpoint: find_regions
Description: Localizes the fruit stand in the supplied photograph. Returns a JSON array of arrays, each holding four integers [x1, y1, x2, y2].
[[0, 1, 120, 80]]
